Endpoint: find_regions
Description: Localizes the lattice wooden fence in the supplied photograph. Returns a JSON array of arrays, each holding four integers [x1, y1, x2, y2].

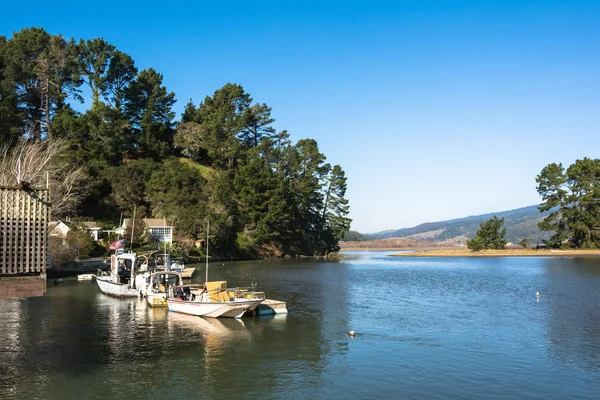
[[0, 186, 50, 275]]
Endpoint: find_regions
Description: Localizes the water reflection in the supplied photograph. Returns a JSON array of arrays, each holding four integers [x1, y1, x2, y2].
[[167, 313, 248, 339], [542, 257, 600, 372], [2, 255, 600, 399]]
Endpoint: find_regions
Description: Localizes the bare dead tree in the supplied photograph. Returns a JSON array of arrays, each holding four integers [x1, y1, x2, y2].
[[0, 138, 86, 216]]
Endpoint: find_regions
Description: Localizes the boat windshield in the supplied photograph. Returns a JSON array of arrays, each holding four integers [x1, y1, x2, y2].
[[153, 273, 179, 285]]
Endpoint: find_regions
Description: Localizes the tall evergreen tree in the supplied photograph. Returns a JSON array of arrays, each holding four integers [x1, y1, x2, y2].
[[0, 35, 23, 142], [285, 139, 330, 254], [537, 158, 600, 248], [321, 164, 352, 252], [233, 141, 293, 257], [238, 103, 276, 148], [76, 38, 116, 108], [3, 27, 51, 138], [104, 50, 137, 112], [174, 83, 251, 168], [124, 68, 176, 160]]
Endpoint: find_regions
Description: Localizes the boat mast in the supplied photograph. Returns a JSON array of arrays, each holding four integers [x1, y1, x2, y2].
[[130, 205, 137, 289], [130, 205, 136, 253], [205, 220, 209, 283]]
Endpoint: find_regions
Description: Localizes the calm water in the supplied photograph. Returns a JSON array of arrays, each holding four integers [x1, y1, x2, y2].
[[1, 252, 600, 399]]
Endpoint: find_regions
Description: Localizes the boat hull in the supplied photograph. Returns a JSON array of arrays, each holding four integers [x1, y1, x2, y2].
[[167, 298, 263, 318], [96, 276, 139, 298], [146, 293, 167, 307]]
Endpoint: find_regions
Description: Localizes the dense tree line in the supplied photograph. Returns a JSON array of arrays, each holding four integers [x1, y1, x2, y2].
[[0, 27, 351, 258], [536, 158, 600, 249]]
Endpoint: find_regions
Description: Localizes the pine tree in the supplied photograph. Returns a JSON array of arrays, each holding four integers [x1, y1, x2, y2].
[[467, 216, 507, 251], [537, 158, 600, 248]]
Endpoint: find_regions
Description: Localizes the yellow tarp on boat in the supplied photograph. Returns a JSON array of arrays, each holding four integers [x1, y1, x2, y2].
[[205, 281, 227, 301]]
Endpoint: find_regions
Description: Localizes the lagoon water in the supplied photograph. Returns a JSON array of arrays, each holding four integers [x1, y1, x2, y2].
[[1, 251, 600, 399]]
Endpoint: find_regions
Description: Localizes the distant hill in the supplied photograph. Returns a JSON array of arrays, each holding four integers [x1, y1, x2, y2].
[[350, 205, 552, 245]]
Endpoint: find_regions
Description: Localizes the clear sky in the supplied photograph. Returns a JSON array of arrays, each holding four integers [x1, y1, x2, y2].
[[3, 0, 599, 233]]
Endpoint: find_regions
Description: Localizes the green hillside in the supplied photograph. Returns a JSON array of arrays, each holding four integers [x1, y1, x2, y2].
[[364, 205, 552, 245]]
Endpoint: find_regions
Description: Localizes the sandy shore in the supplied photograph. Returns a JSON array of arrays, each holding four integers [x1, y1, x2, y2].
[[389, 248, 600, 257]]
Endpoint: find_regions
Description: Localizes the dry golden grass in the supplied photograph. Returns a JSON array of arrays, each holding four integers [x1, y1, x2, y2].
[[390, 248, 600, 257]]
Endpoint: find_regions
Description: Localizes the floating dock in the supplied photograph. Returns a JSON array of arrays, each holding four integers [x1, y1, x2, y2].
[[77, 273, 96, 281], [254, 299, 288, 316]]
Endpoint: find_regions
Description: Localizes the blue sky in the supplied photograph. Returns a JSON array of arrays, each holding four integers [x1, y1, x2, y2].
[[3, 0, 599, 233]]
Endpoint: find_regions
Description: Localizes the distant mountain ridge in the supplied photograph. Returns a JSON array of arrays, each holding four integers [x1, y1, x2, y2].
[[364, 205, 552, 245]]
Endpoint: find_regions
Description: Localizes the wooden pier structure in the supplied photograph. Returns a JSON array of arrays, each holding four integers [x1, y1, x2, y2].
[[0, 186, 50, 296]]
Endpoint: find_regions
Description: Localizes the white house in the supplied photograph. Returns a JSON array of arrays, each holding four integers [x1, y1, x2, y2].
[[48, 220, 102, 241], [48, 221, 70, 237], [83, 221, 101, 241], [117, 218, 173, 243]]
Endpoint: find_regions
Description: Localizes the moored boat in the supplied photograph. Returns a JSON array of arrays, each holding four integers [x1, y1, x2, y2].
[[143, 271, 184, 307], [96, 250, 144, 298], [167, 281, 265, 318]]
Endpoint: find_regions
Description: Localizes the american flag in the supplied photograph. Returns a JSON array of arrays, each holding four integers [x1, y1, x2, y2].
[[109, 239, 125, 250]]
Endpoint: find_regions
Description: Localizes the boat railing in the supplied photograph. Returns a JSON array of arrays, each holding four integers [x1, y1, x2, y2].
[[230, 287, 265, 300]]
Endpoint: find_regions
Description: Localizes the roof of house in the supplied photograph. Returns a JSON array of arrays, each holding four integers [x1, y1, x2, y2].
[[121, 218, 172, 228], [48, 221, 64, 230], [83, 221, 100, 229]]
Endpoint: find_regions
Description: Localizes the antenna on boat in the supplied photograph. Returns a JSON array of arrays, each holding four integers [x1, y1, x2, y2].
[[118, 212, 123, 239], [205, 219, 209, 283], [130, 205, 136, 252]]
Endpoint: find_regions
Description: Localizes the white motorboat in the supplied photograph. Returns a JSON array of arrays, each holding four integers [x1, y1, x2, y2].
[[143, 271, 183, 307], [96, 250, 146, 298], [167, 281, 265, 318], [167, 221, 263, 318]]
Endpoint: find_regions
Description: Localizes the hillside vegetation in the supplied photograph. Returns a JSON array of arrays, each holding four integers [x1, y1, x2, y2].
[[0, 27, 351, 259], [343, 205, 552, 246]]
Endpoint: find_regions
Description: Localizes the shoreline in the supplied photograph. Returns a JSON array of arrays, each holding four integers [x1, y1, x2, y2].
[[388, 248, 600, 257]]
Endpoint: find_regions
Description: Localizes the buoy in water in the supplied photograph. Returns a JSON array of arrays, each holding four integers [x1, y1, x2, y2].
[[348, 330, 356, 337]]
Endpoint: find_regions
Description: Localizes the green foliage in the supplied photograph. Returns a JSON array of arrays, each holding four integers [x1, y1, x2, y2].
[[174, 83, 250, 167], [124, 68, 176, 160], [466, 237, 485, 252], [537, 158, 600, 249], [467, 216, 507, 251], [110, 159, 156, 212], [342, 231, 368, 241], [165, 242, 189, 260], [321, 164, 352, 252], [2, 27, 352, 259], [518, 238, 531, 248], [145, 158, 209, 239]]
